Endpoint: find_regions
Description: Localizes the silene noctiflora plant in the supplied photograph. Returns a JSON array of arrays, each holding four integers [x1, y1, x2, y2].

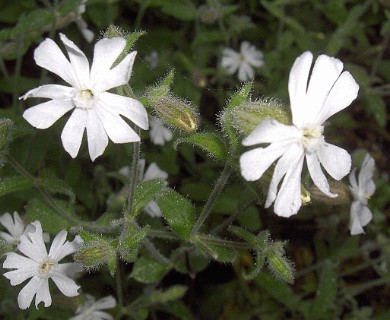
[[0, 2, 385, 318]]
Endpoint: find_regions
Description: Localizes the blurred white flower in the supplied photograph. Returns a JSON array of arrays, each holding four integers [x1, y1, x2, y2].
[[221, 41, 264, 82], [2, 221, 82, 309], [21, 33, 148, 161], [145, 51, 159, 69], [75, 1, 94, 43], [70, 294, 116, 320], [240, 51, 359, 217], [149, 116, 173, 145], [0, 211, 49, 244], [349, 154, 376, 235]]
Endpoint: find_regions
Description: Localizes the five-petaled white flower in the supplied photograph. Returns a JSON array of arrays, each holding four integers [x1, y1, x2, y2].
[[349, 154, 376, 235], [221, 41, 264, 82], [21, 33, 148, 161], [2, 221, 82, 309], [149, 116, 173, 146], [240, 51, 359, 217], [70, 294, 116, 320]]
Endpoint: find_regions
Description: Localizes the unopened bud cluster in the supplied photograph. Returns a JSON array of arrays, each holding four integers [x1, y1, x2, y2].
[[227, 98, 291, 135]]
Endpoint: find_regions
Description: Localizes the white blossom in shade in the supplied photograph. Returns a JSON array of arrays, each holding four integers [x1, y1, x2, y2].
[[75, 1, 94, 43], [21, 33, 148, 161], [221, 41, 264, 82], [240, 51, 359, 217], [2, 221, 82, 309], [0, 212, 49, 244], [348, 154, 376, 235], [70, 294, 116, 320], [149, 116, 173, 145]]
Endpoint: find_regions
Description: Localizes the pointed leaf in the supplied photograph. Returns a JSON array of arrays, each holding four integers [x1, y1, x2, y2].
[[133, 179, 167, 217], [156, 189, 194, 240], [0, 176, 32, 198], [174, 133, 227, 161], [131, 255, 169, 284]]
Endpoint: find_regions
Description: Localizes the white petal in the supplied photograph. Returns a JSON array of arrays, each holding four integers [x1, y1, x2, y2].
[[94, 51, 137, 93], [359, 154, 375, 187], [265, 144, 304, 207], [0, 232, 14, 243], [318, 71, 359, 124], [98, 92, 148, 130], [288, 51, 313, 127], [17, 276, 42, 309], [57, 262, 82, 278], [305, 54, 344, 123], [350, 202, 366, 235], [48, 230, 67, 260], [238, 62, 253, 81], [306, 153, 336, 197], [59, 33, 90, 88], [86, 110, 108, 161], [273, 155, 305, 217], [349, 168, 358, 190], [51, 272, 80, 297], [243, 119, 300, 146], [317, 142, 351, 180], [95, 295, 116, 309], [20, 84, 74, 100], [144, 163, 168, 180], [35, 277, 52, 308], [61, 108, 87, 158], [90, 37, 126, 87], [144, 201, 163, 218], [23, 100, 74, 129], [96, 105, 140, 143], [0, 211, 24, 239], [240, 142, 289, 181], [34, 37, 78, 88], [18, 221, 47, 262]]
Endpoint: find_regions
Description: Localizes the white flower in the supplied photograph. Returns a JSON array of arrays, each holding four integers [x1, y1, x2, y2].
[[221, 41, 264, 82], [2, 221, 81, 309], [149, 116, 173, 145], [21, 33, 148, 161], [348, 154, 376, 235], [70, 294, 116, 320], [0, 212, 49, 244], [240, 51, 359, 217], [75, 1, 94, 43]]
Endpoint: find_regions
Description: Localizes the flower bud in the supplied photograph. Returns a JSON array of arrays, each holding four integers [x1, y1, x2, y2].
[[74, 242, 116, 270], [147, 94, 199, 133], [229, 99, 291, 135], [266, 242, 295, 284], [197, 5, 219, 25]]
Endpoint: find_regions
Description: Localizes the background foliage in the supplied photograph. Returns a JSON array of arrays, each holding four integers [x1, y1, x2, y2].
[[0, 0, 390, 319]]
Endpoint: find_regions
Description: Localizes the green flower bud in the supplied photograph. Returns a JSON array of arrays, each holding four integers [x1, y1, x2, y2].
[[74, 242, 116, 270], [226, 98, 291, 135], [147, 94, 199, 133], [197, 5, 219, 25], [266, 242, 295, 284]]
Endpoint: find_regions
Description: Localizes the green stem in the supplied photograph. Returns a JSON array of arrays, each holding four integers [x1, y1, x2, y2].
[[191, 163, 233, 235], [196, 234, 252, 250], [115, 260, 124, 307], [369, 26, 390, 81], [134, 1, 150, 29]]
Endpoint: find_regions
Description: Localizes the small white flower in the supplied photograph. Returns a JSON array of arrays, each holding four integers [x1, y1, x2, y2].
[[348, 154, 376, 235], [221, 41, 264, 82], [21, 33, 148, 161], [75, 1, 94, 43], [144, 51, 159, 69], [70, 294, 116, 320], [240, 51, 359, 217], [2, 221, 81, 309], [149, 116, 173, 145], [0, 212, 49, 244]]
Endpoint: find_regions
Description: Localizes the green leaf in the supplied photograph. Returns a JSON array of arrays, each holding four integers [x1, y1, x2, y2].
[[0, 176, 33, 198], [227, 83, 253, 112], [366, 92, 387, 127], [25, 198, 70, 234], [39, 172, 75, 204], [174, 133, 227, 161], [133, 179, 167, 217], [148, 285, 188, 304], [131, 255, 169, 284], [310, 261, 337, 317], [157, 189, 194, 240]]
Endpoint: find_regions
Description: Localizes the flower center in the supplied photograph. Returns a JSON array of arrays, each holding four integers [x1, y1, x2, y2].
[[301, 124, 324, 153], [73, 89, 95, 109], [39, 259, 55, 278]]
